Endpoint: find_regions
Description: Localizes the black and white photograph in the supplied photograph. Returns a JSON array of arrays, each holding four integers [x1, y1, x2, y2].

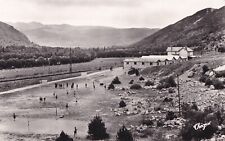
[[0, 0, 224, 140]]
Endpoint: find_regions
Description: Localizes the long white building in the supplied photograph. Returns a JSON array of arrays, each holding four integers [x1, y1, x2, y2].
[[123, 47, 193, 73]]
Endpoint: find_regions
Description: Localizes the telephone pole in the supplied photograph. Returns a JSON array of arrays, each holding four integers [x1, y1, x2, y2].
[[69, 47, 72, 73], [177, 74, 181, 116]]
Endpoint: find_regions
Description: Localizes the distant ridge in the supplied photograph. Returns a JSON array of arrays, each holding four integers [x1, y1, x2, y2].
[[10, 22, 159, 48], [0, 21, 33, 47], [129, 6, 225, 52]]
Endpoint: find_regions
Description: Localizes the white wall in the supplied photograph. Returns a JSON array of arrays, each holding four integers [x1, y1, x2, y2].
[[179, 49, 188, 58]]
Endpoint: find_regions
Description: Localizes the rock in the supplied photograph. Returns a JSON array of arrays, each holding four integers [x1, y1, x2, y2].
[[188, 71, 194, 78]]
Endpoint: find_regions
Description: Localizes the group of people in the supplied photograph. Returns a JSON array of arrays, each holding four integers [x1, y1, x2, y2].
[[55, 82, 79, 89]]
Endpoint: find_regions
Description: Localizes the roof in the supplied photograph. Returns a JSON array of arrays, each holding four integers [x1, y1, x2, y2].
[[124, 55, 180, 62], [166, 47, 193, 52]]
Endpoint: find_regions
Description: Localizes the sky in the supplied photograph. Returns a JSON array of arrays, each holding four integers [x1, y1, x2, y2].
[[0, 0, 224, 28]]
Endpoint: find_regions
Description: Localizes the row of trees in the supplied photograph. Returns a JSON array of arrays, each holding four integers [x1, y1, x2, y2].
[[0, 45, 95, 69], [0, 56, 93, 69]]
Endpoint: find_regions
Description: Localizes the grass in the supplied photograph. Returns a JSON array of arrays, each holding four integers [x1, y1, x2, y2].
[[0, 58, 124, 80], [0, 58, 124, 92]]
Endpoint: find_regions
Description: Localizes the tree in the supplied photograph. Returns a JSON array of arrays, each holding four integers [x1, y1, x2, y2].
[[202, 65, 209, 74], [56, 131, 73, 141], [130, 84, 142, 89], [119, 100, 126, 108], [117, 125, 133, 141], [112, 76, 121, 84], [87, 115, 109, 140], [108, 83, 115, 90]]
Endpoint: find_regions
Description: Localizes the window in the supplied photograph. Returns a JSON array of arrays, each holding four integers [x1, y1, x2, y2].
[[142, 62, 145, 65], [150, 62, 153, 65], [126, 62, 129, 65], [134, 62, 137, 65]]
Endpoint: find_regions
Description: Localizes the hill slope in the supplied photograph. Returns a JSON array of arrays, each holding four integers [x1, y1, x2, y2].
[[130, 6, 225, 52], [11, 22, 159, 48], [0, 21, 32, 47]]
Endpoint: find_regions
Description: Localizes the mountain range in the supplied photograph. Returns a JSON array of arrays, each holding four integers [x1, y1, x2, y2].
[[0, 21, 33, 47], [130, 6, 225, 52], [10, 22, 158, 48]]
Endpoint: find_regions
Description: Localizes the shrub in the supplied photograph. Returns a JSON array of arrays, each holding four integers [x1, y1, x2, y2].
[[166, 111, 177, 120], [158, 76, 176, 89], [213, 79, 224, 89], [168, 88, 175, 93], [166, 76, 177, 87], [87, 115, 109, 140], [202, 65, 209, 74], [119, 100, 126, 108], [163, 97, 173, 102], [112, 76, 121, 84], [129, 80, 134, 84], [205, 78, 213, 86], [116, 125, 134, 141], [139, 76, 145, 81], [199, 75, 208, 83], [191, 102, 198, 111], [156, 120, 164, 127], [130, 84, 142, 89], [181, 119, 217, 141], [56, 131, 73, 141], [108, 83, 115, 90], [128, 68, 139, 76], [180, 106, 222, 141], [145, 80, 154, 86], [156, 84, 164, 90], [142, 119, 154, 126]]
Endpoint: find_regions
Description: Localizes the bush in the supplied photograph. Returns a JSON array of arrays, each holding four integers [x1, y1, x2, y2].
[[145, 80, 154, 86], [181, 119, 217, 141], [139, 76, 145, 81], [129, 80, 134, 84], [156, 120, 164, 127], [168, 88, 175, 93], [199, 75, 208, 83], [142, 119, 154, 126], [130, 84, 142, 89], [166, 111, 177, 120], [108, 83, 115, 90], [158, 76, 176, 89], [205, 78, 213, 86], [116, 125, 134, 141], [180, 106, 222, 141], [202, 65, 209, 74], [163, 97, 173, 102], [56, 131, 73, 141], [191, 102, 199, 111], [128, 68, 139, 76], [213, 79, 224, 89], [112, 76, 121, 84], [119, 100, 126, 108], [87, 115, 109, 140]]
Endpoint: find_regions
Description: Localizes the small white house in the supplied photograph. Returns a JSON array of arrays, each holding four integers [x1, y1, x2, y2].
[[166, 47, 194, 58]]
